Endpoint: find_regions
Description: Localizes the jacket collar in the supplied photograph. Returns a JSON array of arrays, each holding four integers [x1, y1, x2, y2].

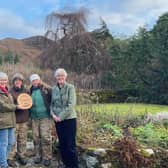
[[0, 90, 6, 95], [56, 82, 67, 90]]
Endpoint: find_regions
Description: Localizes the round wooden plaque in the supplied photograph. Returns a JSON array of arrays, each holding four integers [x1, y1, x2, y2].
[[17, 93, 32, 109]]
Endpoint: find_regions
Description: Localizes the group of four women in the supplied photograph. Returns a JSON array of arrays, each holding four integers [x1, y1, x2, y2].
[[0, 68, 78, 168]]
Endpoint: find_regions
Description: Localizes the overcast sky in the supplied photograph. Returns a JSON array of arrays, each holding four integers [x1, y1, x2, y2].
[[0, 0, 168, 39]]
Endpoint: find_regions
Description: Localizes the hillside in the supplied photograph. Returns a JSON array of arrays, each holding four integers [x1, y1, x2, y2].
[[0, 36, 50, 64], [22, 36, 53, 50]]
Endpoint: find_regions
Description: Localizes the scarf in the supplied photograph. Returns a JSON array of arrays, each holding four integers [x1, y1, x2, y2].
[[0, 85, 9, 96], [30, 85, 40, 94], [13, 85, 24, 92]]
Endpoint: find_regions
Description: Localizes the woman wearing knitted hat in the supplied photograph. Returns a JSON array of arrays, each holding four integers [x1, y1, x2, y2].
[[29, 74, 52, 166], [8, 73, 29, 166], [0, 72, 20, 168]]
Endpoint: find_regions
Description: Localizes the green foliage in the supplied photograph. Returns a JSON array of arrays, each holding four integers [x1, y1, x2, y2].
[[92, 18, 113, 48], [0, 55, 3, 65], [4, 51, 14, 63], [95, 90, 119, 103], [101, 12, 168, 104], [132, 123, 154, 139], [108, 38, 130, 90], [149, 12, 168, 104], [92, 89, 138, 103], [132, 123, 168, 148], [103, 123, 122, 137], [14, 54, 20, 64], [1, 51, 20, 65]]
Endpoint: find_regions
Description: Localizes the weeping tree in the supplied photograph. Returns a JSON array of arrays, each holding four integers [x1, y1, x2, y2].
[[45, 7, 88, 40], [39, 8, 111, 77]]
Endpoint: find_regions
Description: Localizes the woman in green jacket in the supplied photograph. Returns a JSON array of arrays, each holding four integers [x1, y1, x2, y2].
[[0, 72, 17, 168], [51, 68, 78, 168]]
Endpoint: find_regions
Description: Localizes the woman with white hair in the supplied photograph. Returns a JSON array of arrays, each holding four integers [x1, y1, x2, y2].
[[51, 68, 78, 168], [0, 72, 17, 168]]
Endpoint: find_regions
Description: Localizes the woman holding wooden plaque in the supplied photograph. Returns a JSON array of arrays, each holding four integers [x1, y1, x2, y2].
[[8, 73, 31, 167]]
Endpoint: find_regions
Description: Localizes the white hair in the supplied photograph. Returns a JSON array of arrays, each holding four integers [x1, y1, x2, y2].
[[54, 68, 67, 78], [0, 72, 8, 81]]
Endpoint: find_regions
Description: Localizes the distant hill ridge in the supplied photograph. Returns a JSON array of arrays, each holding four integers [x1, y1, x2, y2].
[[0, 36, 52, 64]]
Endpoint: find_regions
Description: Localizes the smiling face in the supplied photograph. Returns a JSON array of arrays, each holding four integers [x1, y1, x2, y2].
[[0, 79, 8, 88], [14, 78, 23, 88], [32, 79, 40, 87], [56, 74, 66, 86]]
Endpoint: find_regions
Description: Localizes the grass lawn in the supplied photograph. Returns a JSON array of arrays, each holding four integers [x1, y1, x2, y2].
[[77, 103, 168, 116]]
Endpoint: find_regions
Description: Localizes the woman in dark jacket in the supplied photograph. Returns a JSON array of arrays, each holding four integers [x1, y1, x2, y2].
[[8, 73, 29, 166]]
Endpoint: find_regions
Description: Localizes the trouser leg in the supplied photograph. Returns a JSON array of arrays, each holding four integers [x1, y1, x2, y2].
[[56, 119, 78, 168], [17, 122, 28, 159], [7, 128, 15, 158], [8, 127, 17, 160], [32, 120, 41, 159], [40, 118, 52, 160], [0, 129, 8, 168]]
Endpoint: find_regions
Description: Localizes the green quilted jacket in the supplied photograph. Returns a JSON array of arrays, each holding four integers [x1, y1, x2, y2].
[[51, 82, 77, 121], [0, 90, 16, 129]]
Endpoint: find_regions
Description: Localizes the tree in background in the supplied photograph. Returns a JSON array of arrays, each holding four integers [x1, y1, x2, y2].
[[107, 12, 168, 104], [3, 51, 20, 64], [150, 12, 168, 103], [38, 9, 168, 102], [92, 18, 113, 48], [4, 51, 14, 64], [0, 55, 2, 65], [39, 8, 111, 81], [125, 13, 168, 104], [45, 7, 88, 40], [14, 54, 20, 64]]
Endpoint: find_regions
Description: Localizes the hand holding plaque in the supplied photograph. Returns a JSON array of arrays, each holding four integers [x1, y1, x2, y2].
[[17, 93, 32, 110]]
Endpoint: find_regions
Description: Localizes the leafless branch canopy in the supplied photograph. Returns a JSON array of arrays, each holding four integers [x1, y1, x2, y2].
[[45, 8, 89, 40]]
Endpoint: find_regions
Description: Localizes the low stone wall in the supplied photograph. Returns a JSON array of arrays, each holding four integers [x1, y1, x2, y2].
[[26, 141, 116, 167], [20, 141, 154, 168], [78, 147, 114, 168]]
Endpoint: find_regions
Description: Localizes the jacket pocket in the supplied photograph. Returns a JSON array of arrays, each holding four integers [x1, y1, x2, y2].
[[0, 112, 15, 129]]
